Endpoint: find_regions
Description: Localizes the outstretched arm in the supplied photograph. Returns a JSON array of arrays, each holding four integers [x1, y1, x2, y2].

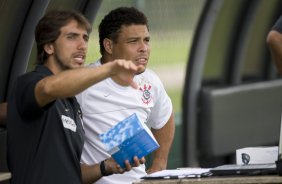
[[147, 112, 175, 174], [35, 60, 144, 107]]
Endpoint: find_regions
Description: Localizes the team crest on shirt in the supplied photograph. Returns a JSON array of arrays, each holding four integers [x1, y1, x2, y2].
[[139, 78, 152, 105]]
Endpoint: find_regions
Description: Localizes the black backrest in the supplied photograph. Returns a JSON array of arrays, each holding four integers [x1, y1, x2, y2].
[[198, 80, 282, 167]]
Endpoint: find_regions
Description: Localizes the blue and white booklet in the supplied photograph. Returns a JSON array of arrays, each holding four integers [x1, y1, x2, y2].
[[99, 113, 160, 168]]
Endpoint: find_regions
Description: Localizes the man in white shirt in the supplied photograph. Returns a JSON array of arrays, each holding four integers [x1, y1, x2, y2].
[[77, 7, 175, 184]]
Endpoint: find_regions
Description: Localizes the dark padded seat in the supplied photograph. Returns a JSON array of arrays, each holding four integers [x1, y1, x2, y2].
[[198, 80, 282, 167]]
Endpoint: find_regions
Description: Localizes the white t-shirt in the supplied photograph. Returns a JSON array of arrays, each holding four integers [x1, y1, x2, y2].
[[76, 60, 173, 184]]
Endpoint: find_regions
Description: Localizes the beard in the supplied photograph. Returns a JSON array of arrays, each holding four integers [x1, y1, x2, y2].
[[53, 53, 71, 71]]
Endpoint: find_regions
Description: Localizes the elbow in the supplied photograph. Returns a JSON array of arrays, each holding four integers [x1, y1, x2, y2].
[[266, 30, 281, 47], [35, 78, 57, 107], [38, 78, 54, 97]]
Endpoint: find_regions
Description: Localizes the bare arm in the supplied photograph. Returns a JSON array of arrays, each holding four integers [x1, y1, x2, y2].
[[35, 60, 143, 107], [267, 30, 282, 74], [81, 158, 122, 184], [147, 112, 175, 174], [81, 157, 145, 184]]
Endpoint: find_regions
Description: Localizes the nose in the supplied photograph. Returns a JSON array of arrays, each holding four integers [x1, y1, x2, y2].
[[139, 41, 148, 52], [78, 38, 87, 50]]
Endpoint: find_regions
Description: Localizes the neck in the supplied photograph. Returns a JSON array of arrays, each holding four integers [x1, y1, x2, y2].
[[44, 58, 63, 75], [111, 76, 133, 87], [100, 56, 133, 87], [101, 54, 113, 65]]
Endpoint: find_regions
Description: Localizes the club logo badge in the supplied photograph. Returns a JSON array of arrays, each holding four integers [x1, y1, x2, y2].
[[139, 84, 152, 105]]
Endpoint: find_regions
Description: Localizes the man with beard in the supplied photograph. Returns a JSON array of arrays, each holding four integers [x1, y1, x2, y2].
[[7, 9, 144, 184]]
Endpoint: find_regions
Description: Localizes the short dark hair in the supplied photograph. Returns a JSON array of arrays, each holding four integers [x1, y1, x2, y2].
[[35, 9, 92, 65], [98, 7, 148, 55]]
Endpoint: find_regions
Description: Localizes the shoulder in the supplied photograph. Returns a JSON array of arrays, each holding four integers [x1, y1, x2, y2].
[[17, 70, 45, 86], [19, 65, 52, 81], [87, 60, 101, 68], [138, 69, 163, 85], [139, 68, 159, 79], [135, 69, 167, 96]]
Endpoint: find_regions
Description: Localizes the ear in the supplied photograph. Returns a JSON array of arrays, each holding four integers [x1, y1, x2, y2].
[[103, 38, 113, 54], [44, 43, 54, 55]]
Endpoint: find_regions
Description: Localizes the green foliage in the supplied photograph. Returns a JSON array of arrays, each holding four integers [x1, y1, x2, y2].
[[167, 88, 183, 115]]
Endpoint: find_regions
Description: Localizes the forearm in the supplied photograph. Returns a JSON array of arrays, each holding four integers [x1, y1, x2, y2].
[[44, 63, 113, 96], [81, 164, 102, 184], [149, 113, 175, 173], [36, 62, 116, 106], [81, 157, 144, 184]]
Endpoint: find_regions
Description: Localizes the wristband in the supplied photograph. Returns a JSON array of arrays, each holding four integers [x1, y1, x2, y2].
[[100, 160, 111, 176]]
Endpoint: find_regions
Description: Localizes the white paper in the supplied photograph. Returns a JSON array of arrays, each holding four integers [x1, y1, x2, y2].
[[143, 168, 211, 178]]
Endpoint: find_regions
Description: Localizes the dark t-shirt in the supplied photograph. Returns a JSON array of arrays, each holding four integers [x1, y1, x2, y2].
[[272, 15, 282, 33], [7, 65, 85, 184]]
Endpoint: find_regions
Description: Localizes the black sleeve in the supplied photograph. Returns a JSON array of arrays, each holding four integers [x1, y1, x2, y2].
[[16, 73, 44, 119], [272, 15, 282, 33]]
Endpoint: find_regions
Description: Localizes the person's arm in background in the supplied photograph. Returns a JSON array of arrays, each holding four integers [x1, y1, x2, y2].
[[147, 112, 175, 174], [0, 102, 7, 127], [267, 15, 282, 74]]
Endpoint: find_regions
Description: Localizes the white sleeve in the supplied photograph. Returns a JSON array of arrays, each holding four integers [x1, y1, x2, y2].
[[147, 71, 173, 129]]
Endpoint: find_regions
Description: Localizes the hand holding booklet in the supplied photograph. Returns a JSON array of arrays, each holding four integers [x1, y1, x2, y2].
[[99, 113, 159, 168]]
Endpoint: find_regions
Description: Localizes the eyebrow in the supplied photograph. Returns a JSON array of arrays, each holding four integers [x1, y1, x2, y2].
[[127, 36, 150, 40], [65, 32, 88, 36]]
